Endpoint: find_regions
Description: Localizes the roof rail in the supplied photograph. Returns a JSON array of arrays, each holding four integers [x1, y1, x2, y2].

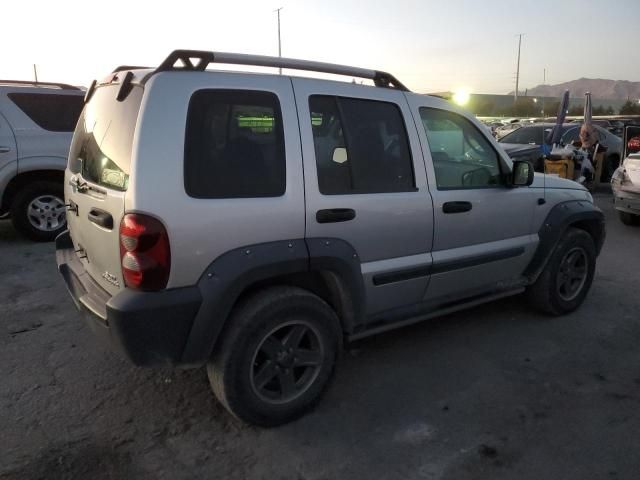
[[155, 49, 409, 91], [0, 79, 81, 90], [112, 65, 150, 73]]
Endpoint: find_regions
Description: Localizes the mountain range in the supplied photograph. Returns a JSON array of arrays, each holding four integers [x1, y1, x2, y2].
[[510, 78, 640, 100]]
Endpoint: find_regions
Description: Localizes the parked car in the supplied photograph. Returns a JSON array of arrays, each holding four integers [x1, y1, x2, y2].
[[498, 123, 623, 181], [611, 126, 640, 225], [500, 143, 543, 171], [494, 122, 522, 139], [56, 50, 605, 426], [0, 80, 84, 240]]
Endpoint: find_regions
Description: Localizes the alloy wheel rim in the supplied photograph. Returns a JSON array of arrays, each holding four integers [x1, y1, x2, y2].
[[556, 247, 588, 301], [27, 195, 66, 232], [250, 320, 324, 405]]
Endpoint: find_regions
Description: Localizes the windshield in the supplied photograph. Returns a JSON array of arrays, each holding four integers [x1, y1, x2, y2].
[[68, 85, 143, 191]]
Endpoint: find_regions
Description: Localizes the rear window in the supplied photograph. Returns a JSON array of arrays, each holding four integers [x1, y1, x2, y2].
[[68, 85, 143, 191], [8, 93, 83, 132], [184, 89, 286, 198]]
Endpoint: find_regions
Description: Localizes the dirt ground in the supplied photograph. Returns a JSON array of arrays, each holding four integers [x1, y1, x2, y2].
[[1, 193, 640, 480]]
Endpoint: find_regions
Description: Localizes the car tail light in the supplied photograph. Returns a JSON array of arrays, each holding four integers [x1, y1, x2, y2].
[[628, 136, 640, 154], [119, 213, 170, 290]]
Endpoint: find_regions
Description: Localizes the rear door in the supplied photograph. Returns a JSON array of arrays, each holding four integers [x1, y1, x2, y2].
[[293, 79, 434, 319], [65, 82, 143, 296], [0, 107, 17, 182]]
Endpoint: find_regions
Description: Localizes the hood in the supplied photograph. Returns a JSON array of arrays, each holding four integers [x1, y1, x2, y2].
[[530, 172, 588, 191]]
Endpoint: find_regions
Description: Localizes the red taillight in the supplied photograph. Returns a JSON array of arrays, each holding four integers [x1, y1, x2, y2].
[[628, 136, 640, 154], [119, 213, 170, 291]]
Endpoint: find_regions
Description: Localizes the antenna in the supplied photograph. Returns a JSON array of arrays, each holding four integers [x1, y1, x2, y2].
[[275, 7, 283, 75], [33, 64, 38, 83]]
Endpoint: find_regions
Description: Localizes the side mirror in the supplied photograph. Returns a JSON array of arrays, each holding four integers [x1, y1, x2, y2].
[[511, 160, 534, 186], [332, 147, 348, 164]]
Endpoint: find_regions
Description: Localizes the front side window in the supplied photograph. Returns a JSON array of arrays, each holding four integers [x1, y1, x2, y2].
[[420, 108, 503, 189], [8, 93, 84, 132], [309, 95, 415, 195], [184, 90, 285, 199]]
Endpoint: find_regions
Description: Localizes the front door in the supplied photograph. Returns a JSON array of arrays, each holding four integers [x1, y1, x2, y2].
[[408, 100, 538, 305], [293, 79, 434, 320]]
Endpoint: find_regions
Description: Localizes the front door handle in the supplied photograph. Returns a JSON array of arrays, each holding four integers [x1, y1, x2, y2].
[[0, 146, 11, 153], [316, 208, 356, 223], [88, 208, 113, 229], [443, 201, 472, 214]]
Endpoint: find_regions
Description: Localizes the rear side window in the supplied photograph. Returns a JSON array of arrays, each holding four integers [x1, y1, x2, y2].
[[184, 90, 286, 199], [500, 126, 543, 144], [68, 85, 143, 191], [309, 95, 415, 195], [8, 93, 83, 132]]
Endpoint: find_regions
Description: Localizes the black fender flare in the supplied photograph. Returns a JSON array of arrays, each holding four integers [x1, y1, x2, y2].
[[524, 200, 605, 283], [179, 238, 365, 366]]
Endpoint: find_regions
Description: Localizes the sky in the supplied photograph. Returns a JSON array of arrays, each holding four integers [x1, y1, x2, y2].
[[2, 0, 639, 94]]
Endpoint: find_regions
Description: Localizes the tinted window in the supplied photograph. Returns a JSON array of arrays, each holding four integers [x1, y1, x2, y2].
[[68, 85, 143, 191], [184, 90, 285, 199], [309, 95, 414, 194], [500, 126, 545, 144], [8, 93, 83, 132], [420, 108, 503, 189]]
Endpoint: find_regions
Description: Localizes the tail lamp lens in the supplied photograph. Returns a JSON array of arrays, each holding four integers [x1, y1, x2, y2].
[[119, 213, 170, 290]]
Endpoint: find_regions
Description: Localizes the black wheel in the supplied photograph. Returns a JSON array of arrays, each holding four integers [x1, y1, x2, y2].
[[618, 210, 640, 226], [526, 227, 596, 315], [10, 180, 66, 241], [208, 286, 341, 427]]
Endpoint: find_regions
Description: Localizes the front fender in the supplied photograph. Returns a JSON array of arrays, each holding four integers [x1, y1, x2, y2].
[[524, 200, 605, 282]]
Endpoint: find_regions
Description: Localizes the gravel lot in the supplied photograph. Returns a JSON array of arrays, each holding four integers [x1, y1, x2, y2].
[[1, 193, 640, 480]]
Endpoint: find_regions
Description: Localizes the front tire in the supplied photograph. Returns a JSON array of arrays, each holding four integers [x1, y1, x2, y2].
[[208, 286, 341, 427], [618, 210, 640, 226], [527, 227, 596, 315], [10, 180, 66, 242]]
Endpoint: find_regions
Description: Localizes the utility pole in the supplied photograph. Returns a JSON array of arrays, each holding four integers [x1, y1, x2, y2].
[[541, 68, 546, 117], [514, 33, 523, 103], [275, 7, 283, 74], [33, 64, 38, 83]]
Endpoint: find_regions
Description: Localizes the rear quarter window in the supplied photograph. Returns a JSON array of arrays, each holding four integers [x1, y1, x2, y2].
[[8, 93, 84, 132], [184, 89, 286, 199]]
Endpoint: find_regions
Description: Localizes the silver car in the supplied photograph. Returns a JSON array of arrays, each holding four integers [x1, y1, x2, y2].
[[56, 50, 605, 426], [0, 80, 84, 240]]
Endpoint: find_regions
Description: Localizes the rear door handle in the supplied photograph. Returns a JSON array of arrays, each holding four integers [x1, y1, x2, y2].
[[0, 146, 11, 153], [443, 201, 472, 214], [88, 208, 113, 229], [316, 208, 356, 223]]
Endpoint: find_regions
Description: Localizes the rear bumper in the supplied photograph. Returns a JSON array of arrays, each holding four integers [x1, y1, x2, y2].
[[55, 231, 202, 366], [614, 190, 640, 214]]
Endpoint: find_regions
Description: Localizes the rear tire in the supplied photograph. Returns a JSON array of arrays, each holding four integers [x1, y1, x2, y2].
[[208, 286, 341, 427], [10, 180, 66, 242], [526, 227, 596, 315], [618, 210, 640, 226]]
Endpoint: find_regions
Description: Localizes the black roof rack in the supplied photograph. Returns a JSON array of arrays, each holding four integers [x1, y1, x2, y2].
[[154, 49, 409, 91], [0, 79, 81, 90]]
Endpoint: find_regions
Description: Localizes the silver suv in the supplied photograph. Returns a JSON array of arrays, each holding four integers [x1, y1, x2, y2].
[[0, 80, 84, 240], [56, 50, 605, 426]]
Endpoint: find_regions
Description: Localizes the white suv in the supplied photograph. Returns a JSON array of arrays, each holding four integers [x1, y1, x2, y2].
[[0, 80, 84, 240], [56, 51, 605, 426]]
